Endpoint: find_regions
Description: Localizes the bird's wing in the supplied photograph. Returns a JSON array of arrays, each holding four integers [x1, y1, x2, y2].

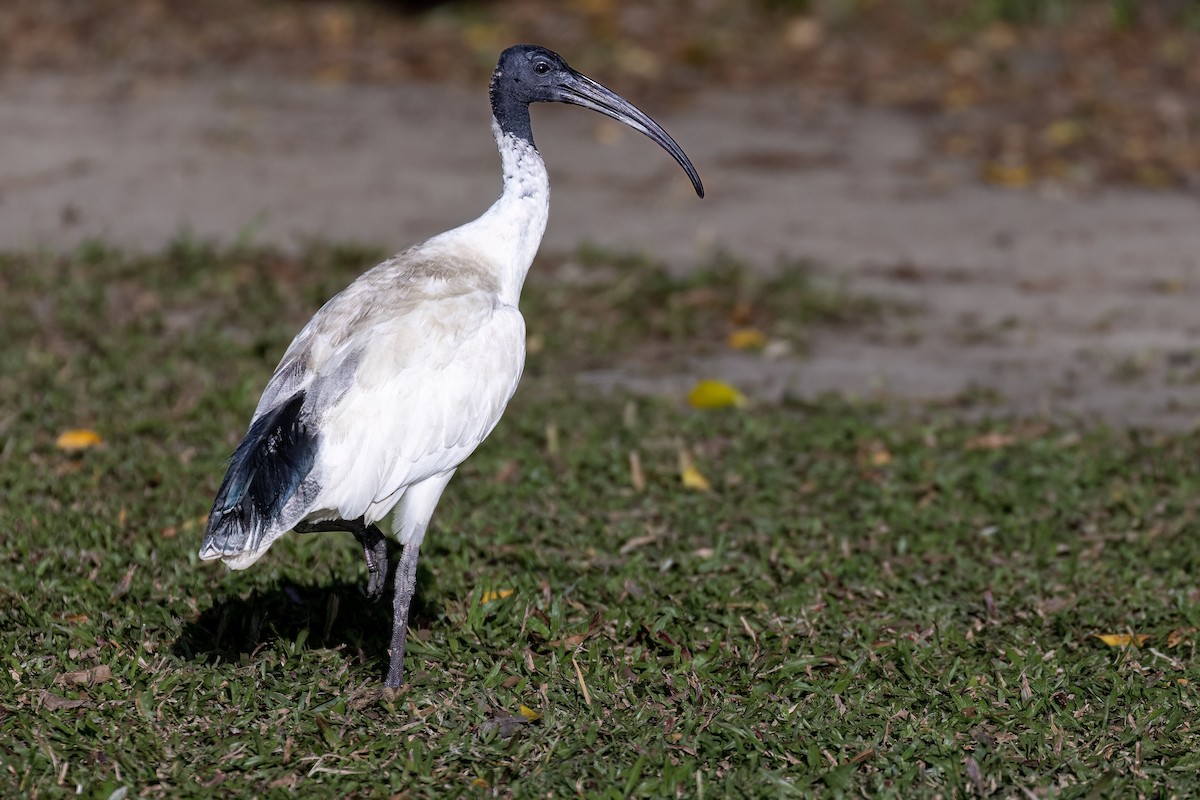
[[202, 248, 523, 560], [199, 325, 363, 563], [305, 287, 526, 524]]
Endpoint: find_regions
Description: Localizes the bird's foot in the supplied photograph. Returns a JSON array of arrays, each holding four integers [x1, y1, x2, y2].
[[295, 518, 391, 601], [365, 567, 387, 601], [355, 525, 389, 602], [348, 684, 405, 710]]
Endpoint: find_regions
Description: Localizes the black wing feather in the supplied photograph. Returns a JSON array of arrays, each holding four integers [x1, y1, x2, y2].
[[202, 392, 318, 556]]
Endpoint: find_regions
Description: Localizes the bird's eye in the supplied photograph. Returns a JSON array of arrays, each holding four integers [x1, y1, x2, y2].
[[533, 61, 551, 75]]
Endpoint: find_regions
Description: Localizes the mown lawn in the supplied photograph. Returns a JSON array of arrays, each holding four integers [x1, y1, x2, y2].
[[2, 244, 1198, 798]]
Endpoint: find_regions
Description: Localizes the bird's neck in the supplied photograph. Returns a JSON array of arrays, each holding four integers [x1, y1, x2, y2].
[[424, 118, 549, 306], [490, 80, 536, 149], [469, 119, 550, 305]]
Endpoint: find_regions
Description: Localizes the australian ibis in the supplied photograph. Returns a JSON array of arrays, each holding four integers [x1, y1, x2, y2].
[[199, 44, 704, 687]]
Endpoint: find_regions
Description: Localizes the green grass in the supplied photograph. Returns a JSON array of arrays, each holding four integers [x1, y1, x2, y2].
[[521, 244, 885, 374], [2, 243, 1199, 797]]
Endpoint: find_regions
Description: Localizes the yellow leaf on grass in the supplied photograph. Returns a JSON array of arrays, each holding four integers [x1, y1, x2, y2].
[[727, 328, 767, 351], [677, 447, 712, 492], [1094, 633, 1150, 648], [480, 589, 514, 605], [519, 704, 542, 721], [56, 429, 103, 451], [681, 465, 711, 492], [688, 379, 746, 409]]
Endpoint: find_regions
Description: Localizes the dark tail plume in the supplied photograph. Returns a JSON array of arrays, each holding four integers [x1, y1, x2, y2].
[[202, 392, 318, 557]]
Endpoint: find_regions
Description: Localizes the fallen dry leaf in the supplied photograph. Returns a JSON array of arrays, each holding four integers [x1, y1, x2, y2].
[[857, 442, 892, 467], [54, 665, 113, 687], [479, 715, 526, 739], [1094, 633, 1151, 649], [984, 161, 1032, 188], [847, 748, 875, 765], [40, 690, 92, 710], [983, 588, 997, 620], [729, 300, 754, 326], [1167, 627, 1197, 648], [518, 704, 542, 721], [548, 632, 588, 649], [1042, 118, 1086, 148], [965, 432, 1016, 450], [572, 654, 592, 707], [110, 564, 138, 601], [480, 589, 514, 605], [681, 465, 711, 491], [687, 379, 746, 409], [677, 447, 712, 492], [55, 429, 103, 451], [619, 530, 660, 555], [628, 450, 646, 492], [727, 328, 767, 351], [547, 611, 603, 649]]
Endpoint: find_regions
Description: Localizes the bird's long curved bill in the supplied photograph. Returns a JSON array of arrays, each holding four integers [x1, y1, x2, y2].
[[558, 71, 705, 198]]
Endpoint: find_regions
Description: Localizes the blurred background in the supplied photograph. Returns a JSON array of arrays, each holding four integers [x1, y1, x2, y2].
[[5, 0, 1200, 425], [5, 0, 1200, 188]]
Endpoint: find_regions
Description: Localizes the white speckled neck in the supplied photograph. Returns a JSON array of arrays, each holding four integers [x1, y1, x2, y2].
[[434, 119, 550, 306]]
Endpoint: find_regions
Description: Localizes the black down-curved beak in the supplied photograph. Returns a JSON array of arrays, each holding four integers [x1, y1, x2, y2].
[[554, 70, 705, 198]]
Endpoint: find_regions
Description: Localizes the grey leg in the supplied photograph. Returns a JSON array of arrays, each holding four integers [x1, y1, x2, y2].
[[294, 518, 390, 600], [385, 540, 421, 688]]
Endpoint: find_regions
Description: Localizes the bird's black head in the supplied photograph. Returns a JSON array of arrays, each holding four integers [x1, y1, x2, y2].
[[490, 45, 572, 107], [489, 44, 704, 198]]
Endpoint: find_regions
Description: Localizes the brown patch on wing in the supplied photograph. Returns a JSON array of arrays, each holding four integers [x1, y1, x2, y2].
[[309, 249, 501, 355]]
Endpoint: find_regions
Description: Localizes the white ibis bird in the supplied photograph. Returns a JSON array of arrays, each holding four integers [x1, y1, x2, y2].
[[199, 44, 704, 687]]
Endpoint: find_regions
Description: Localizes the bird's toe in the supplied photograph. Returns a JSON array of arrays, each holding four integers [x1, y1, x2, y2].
[[365, 569, 386, 601]]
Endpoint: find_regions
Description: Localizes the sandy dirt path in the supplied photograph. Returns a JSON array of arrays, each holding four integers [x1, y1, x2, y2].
[[4, 72, 1200, 428]]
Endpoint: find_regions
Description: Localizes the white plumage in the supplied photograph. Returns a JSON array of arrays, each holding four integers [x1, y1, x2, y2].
[[213, 127, 546, 568], [199, 45, 702, 687]]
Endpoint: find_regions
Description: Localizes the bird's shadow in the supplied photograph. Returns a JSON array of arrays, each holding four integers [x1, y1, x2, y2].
[[173, 569, 436, 680]]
